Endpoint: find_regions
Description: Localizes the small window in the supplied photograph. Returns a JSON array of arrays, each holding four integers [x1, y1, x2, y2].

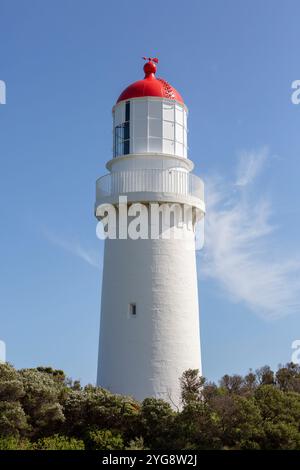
[[129, 303, 136, 316]]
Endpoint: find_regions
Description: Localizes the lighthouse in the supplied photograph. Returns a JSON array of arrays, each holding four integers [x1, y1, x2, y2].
[[95, 58, 205, 407]]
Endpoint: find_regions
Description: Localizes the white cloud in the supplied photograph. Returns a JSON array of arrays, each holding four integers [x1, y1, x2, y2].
[[43, 229, 100, 270], [235, 146, 268, 187], [200, 147, 300, 320]]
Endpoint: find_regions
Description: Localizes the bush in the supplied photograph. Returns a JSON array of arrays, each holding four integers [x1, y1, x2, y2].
[[125, 437, 146, 450], [0, 436, 32, 450], [86, 429, 124, 450], [140, 398, 175, 449], [33, 434, 85, 450], [0, 401, 28, 437], [19, 369, 65, 437]]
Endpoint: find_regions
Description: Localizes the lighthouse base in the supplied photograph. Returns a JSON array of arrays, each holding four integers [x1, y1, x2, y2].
[[97, 228, 201, 408]]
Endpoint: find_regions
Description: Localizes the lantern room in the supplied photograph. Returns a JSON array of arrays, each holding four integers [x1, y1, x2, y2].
[[112, 58, 188, 159]]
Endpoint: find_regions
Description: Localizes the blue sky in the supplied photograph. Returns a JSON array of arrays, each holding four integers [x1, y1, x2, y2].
[[1, 0, 300, 385]]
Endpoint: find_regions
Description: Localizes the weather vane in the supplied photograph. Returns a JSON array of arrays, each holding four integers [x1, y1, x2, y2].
[[142, 57, 159, 63]]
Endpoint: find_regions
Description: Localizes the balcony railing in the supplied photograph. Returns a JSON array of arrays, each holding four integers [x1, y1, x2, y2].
[[96, 169, 204, 204]]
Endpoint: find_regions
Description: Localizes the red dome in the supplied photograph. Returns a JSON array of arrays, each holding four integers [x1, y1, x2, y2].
[[116, 58, 184, 104]]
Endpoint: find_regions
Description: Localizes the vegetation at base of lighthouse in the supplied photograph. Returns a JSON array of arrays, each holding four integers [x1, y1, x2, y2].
[[1, 363, 300, 450]]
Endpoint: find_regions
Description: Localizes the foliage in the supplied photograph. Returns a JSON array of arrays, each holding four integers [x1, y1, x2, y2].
[[125, 436, 147, 450], [62, 386, 140, 438], [139, 398, 175, 449], [1, 362, 300, 450], [85, 429, 123, 450], [0, 436, 32, 450], [32, 434, 85, 450], [180, 369, 205, 405], [19, 368, 65, 437], [0, 401, 28, 437]]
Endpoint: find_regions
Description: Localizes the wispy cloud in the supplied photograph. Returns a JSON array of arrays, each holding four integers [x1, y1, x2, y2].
[[235, 146, 268, 187], [200, 147, 300, 320], [43, 229, 100, 270]]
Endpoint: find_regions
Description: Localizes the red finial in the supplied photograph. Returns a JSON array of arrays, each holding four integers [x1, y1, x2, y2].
[[143, 57, 159, 78], [116, 57, 184, 104]]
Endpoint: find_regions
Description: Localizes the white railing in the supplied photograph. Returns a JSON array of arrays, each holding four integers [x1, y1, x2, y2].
[[96, 169, 204, 202]]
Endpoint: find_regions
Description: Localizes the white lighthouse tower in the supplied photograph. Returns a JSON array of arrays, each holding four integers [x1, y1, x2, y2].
[[95, 58, 205, 407]]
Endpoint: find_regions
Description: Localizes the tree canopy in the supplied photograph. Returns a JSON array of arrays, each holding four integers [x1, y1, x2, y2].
[[1, 363, 300, 450]]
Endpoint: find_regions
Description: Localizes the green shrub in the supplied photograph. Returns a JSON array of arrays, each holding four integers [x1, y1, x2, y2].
[[86, 429, 124, 450], [0, 436, 32, 450], [0, 401, 28, 437], [125, 437, 146, 450], [33, 434, 84, 450]]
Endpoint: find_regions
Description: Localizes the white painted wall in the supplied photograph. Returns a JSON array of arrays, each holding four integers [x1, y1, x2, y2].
[[97, 222, 201, 408]]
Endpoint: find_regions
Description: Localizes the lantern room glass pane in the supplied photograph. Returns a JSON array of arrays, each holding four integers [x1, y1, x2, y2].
[[148, 100, 162, 119], [175, 104, 184, 126], [163, 139, 174, 155], [123, 140, 130, 155], [176, 142, 183, 157], [114, 103, 125, 126], [134, 119, 147, 138], [149, 118, 162, 138], [163, 102, 174, 121], [183, 109, 187, 129], [134, 100, 148, 119], [114, 123, 130, 157], [124, 121, 130, 140], [149, 138, 162, 153], [125, 101, 130, 122], [175, 124, 184, 143], [134, 138, 147, 153], [163, 120, 174, 140]]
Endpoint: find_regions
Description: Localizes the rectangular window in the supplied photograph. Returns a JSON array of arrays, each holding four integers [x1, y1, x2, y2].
[[114, 122, 130, 157], [125, 101, 130, 122], [129, 303, 136, 316], [123, 139, 130, 155], [123, 121, 130, 140], [114, 125, 124, 157]]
